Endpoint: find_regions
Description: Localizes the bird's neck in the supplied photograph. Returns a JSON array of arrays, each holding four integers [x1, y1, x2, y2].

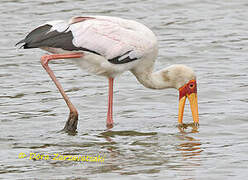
[[131, 64, 173, 90]]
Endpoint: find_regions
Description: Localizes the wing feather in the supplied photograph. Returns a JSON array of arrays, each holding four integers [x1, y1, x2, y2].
[[17, 16, 157, 64], [69, 17, 147, 63]]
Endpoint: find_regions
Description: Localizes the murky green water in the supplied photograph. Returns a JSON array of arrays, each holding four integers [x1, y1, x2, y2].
[[1, 0, 248, 179]]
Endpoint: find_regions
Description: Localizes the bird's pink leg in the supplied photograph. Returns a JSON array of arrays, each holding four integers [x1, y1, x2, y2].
[[106, 77, 114, 128], [40, 53, 83, 132]]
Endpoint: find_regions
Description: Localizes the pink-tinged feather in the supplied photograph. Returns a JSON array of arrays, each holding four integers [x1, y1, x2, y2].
[[69, 16, 156, 60], [69, 16, 95, 25]]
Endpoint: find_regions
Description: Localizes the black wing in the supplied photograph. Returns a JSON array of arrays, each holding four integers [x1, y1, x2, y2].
[[16, 24, 99, 54]]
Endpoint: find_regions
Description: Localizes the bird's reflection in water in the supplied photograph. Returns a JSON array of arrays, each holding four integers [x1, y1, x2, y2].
[[98, 124, 203, 171], [99, 130, 121, 158], [99, 130, 158, 156], [176, 123, 203, 161]]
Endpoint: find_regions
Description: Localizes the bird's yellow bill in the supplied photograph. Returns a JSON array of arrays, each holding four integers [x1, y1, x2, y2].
[[178, 93, 199, 125]]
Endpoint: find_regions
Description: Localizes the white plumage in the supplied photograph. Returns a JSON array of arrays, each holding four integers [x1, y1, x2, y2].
[[17, 15, 199, 132], [42, 16, 158, 77]]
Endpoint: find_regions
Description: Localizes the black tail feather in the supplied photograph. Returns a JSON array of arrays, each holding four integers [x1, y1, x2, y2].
[[15, 23, 79, 51], [15, 39, 25, 46], [15, 24, 54, 49], [16, 22, 101, 54]]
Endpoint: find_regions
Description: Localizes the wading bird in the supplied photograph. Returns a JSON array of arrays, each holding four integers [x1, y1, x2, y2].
[[17, 16, 199, 132]]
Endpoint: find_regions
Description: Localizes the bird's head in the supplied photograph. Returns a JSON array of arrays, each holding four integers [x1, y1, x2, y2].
[[163, 65, 199, 126]]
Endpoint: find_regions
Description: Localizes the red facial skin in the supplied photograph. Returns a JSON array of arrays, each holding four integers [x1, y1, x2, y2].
[[179, 80, 197, 100]]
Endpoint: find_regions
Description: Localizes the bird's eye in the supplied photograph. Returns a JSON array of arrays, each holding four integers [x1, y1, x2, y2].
[[189, 83, 195, 89]]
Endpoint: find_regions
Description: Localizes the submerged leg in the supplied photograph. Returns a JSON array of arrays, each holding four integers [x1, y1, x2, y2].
[[40, 53, 83, 132], [106, 77, 114, 128]]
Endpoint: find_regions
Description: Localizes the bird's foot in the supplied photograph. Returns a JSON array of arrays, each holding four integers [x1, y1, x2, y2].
[[106, 123, 113, 129], [62, 112, 78, 133], [106, 117, 114, 129]]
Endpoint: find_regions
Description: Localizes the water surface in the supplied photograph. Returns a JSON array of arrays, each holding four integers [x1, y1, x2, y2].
[[1, 0, 248, 179]]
